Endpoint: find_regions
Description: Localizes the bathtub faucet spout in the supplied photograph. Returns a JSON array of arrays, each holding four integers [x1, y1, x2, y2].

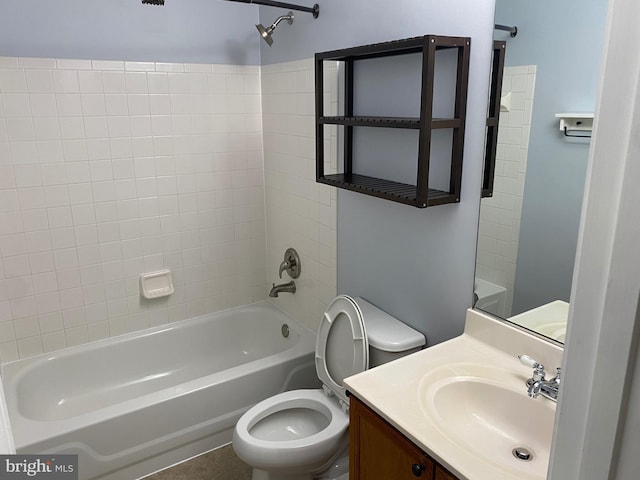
[[269, 281, 296, 297]]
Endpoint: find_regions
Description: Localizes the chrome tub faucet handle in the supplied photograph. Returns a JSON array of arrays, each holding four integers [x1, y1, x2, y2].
[[278, 248, 301, 279]]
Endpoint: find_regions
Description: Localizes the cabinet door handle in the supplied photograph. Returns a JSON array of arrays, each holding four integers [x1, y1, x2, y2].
[[411, 463, 426, 477]]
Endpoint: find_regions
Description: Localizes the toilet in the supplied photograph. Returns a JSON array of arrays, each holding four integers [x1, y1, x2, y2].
[[233, 295, 426, 480]]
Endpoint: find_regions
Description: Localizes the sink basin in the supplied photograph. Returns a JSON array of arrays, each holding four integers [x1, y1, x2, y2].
[[420, 365, 556, 478], [532, 322, 566, 342]]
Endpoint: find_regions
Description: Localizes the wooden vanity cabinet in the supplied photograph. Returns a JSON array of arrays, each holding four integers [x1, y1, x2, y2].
[[349, 395, 459, 480]]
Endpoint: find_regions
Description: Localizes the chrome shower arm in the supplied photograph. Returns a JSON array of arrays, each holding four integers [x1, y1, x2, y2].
[[271, 13, 293, 28]]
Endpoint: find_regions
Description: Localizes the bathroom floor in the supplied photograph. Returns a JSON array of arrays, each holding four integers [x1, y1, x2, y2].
[[143, 445, 252, 480]]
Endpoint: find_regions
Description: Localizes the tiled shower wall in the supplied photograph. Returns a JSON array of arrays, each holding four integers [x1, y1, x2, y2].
[[476, 65, 536, 316], [0, 57, 267, 361], [261, 59, 338, 332]]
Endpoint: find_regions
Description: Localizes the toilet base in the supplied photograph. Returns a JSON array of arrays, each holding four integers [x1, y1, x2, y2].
[[252, 470, 348, 480], [316, 454, 348, 480], [250, 453, 349, 480], [252, 469, 312, 480]]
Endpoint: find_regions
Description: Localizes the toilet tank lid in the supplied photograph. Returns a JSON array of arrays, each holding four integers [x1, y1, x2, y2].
[[352, 297, 426, 352]]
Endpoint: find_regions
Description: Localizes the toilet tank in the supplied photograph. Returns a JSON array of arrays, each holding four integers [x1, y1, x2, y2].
[[352, 297, 426, 367]]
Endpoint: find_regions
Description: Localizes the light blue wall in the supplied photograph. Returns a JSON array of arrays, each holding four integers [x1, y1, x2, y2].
[[0, 0, 495, 345], [0, 0, 261, 64], [261, 0, 496, 345], [495, 0, 608, 314]]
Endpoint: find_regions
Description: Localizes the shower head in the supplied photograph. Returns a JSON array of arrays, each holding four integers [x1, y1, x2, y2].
[[256, 11, 294, 47]]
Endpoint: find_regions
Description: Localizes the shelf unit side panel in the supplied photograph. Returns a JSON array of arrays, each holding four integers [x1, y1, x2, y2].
[[416, 39, 437, 206], [449, 40, 471, 200]]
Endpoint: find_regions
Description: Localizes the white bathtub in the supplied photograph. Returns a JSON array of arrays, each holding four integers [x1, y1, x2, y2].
[[1, 301, 319, 480]]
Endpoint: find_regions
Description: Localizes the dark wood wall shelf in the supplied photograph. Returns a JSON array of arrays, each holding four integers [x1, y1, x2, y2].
[[315, 35, 471, 208]]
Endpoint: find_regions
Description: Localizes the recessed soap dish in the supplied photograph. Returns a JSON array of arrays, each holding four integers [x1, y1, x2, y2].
[[140, 269, 175, 299]]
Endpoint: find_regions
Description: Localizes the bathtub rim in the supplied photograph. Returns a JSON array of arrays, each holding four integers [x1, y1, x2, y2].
[[1, 299, 315, 371]]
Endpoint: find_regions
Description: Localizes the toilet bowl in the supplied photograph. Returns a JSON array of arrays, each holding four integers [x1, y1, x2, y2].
[[234, 389, 348, 476], [233, 295, 426, 480]]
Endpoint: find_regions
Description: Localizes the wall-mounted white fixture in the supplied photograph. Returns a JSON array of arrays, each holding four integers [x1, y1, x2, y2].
[[500, 91, 511, 112], [555, 113, 594, 138], [140, 269, 175, 299]]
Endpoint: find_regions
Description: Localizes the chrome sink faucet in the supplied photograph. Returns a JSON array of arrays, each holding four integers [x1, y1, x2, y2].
[[518, 355, 561, 402]]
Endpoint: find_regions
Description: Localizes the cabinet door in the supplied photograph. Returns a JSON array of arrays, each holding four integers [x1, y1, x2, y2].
[[435, 465, 458, 480], [350, 396, 434, 480]]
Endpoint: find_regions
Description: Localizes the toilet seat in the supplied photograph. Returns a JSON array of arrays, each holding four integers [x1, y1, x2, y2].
[[233, 389, 349, 472], [315, 295, 369, 407]]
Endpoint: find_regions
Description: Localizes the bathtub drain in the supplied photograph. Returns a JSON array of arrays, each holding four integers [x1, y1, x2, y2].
[[281, 324, 290, 338]]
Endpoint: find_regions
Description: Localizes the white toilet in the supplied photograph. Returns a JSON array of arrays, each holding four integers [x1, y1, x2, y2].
[[233, 295, 426, 480]]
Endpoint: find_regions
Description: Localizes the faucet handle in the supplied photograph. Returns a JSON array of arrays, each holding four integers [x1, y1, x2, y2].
[[278, 260, 290, 278], [518, 354, 543, 369], [278, 248, 301, 279], [518, 354, 546, 381]]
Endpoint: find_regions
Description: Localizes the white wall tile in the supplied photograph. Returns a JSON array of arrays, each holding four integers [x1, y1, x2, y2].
[[30, 94, 58, 118], [0, 70, 28, 93], [2, 94, 31, 117], [52, 70, 79, 94], [25, 70, 54, 93], [56, 59, 92, 71], [11, 296, 37, 319], [6, 118, 35, 141], [41, 330, 66, 352], [125, 62, 154, 72], [125, 73, 148, 94], [3, 255, 30, 277], [78, 71, 103, 94], [81, 94, 106, 116], [16, 335, 43, 357], [21, 209, 49, 232], [91, 60, 124, 72], [1, 57, 269, 360]]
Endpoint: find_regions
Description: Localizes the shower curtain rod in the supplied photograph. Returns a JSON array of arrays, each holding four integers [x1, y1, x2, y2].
[[141, 0, 319, 17], [494, 24, 518, 37], [225, 0, 319, 18]]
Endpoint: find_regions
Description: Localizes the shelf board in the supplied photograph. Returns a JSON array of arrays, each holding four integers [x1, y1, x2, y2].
[[320, 116, 420, 129], [431, 118, 462, 129], [319, 116, 461, 130], [315, 35, 471, 62], [317, 173, 458, 208]]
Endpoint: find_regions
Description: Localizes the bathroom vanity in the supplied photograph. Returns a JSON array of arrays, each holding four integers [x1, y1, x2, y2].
[[349, 394, 457, 479], [344, 308, 562, 480]]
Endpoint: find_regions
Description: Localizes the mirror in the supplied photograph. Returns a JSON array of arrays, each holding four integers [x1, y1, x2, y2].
[[474, 1, 609, 343]]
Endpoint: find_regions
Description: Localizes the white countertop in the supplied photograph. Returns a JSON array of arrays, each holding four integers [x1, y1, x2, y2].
[[509, 300, 569, 342], [344, 308, 563, 480]]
